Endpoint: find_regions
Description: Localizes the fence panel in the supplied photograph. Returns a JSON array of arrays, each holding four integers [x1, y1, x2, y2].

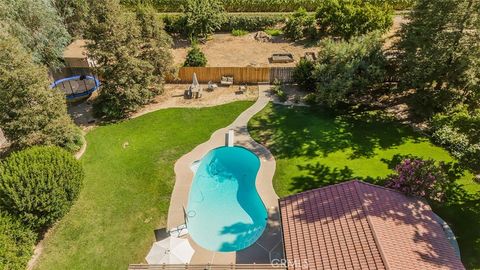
[[269, 67, 295, 83], [167, 67, 271, 84]]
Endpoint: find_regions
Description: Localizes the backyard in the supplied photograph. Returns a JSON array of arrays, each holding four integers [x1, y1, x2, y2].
[[249, 103, 480, 269], [34, 101, 253, 269]]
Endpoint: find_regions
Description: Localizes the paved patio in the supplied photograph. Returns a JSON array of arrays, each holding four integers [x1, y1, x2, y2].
[[166, 85, 283, 264]]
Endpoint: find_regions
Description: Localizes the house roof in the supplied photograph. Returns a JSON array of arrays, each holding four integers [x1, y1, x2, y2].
[[279, 180, 465, 270]]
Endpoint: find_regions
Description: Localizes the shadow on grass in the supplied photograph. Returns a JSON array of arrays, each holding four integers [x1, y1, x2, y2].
[[249, 104, 421, 160]]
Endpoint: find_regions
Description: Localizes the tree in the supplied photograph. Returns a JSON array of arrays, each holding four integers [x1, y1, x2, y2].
[[184, 45, 208, 67], [135, 5, 174, 89], [396, 0, 480, 117], [316, 0, 392, 40], [0, 146, 84, 232], [311, 32, 388, 106], [86, 0, 172, 119], [0, 0, 71, 69], [0, 213, 36, 270], [52, 0, 90, 38], [283, 7, 317, 41], [293, 59, 316, 92], [0, 33, 83, 152], [182, 0, 226, 39]]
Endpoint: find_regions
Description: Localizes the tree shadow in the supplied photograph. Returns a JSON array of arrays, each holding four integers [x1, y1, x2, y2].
[[249, 104, 422, 161]]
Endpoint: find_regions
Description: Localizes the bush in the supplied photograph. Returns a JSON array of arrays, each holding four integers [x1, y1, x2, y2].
[[312, 32, 388, 106], [385, 159, 452, 202], [293, 58, 316, 92], [316, 0, 393, 40], [231, 29, 249, 36], [283, 7, 316, 41], [184, 45, 207, 67], [0, 213, 36, 270], [431, 106, 480, 171], [272, 84, 288, 102], [264, 28, 283, 36], [0, 146, 84, 232]]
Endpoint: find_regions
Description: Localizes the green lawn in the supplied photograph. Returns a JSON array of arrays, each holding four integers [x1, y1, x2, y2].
[[35, 101, 253, 270], [249, 103, 480, 269]]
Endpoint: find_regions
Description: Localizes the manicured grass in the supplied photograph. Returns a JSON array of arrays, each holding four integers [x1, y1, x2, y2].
[[249, 103, 480, 269], [35, 101, 253, 270]]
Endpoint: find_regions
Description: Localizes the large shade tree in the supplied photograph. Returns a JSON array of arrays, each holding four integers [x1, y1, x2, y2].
[[86, 0, 173, 119], [0, 33, 82, 152], [182, 0, 226, 39], [0, 0, 71, 69], [396, 0, 480, 116], [52, 0, 90, 38]]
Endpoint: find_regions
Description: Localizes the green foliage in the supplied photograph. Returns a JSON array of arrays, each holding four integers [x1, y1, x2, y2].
[[293, 59, 316, 91], [283, 7, 317, 41], [264, 28, 283, 36], [311, 32, 388, 106], [184, 45, 207, 67], [0, 146, 84, 232], [182, 0, 226, 39], [0, 34, 83, 152], [52, 0, 90, 38], [231, 29, 249, 36], [272, 84, 288, 102], [120, 0, 414, 12], [431, 105, 480, 171], [162, 13, 285, 34], [0, 0, 71, 69], [316, 0, 393, 40], [87, 0, 172, 119], [396, 0, 480, 117], [0, 213, 36, 270]]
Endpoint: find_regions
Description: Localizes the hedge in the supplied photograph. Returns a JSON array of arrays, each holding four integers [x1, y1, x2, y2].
[[162, 13, 286, 34], [121, 0, 414, 12], [0, 146, 84, 232], [0, 213, 36, 270]]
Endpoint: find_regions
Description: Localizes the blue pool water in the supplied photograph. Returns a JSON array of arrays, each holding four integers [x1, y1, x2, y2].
[[186, 146, 267, 252]]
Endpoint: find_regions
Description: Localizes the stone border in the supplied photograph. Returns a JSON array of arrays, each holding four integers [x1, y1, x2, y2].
[[166, 85, 280, 264]]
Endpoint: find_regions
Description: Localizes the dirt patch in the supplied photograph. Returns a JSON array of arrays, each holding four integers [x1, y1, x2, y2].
[[172, 33, 320, 67]]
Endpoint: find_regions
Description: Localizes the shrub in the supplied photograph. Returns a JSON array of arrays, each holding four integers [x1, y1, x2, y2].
[[293, 59, 316, 92], [0, 213, 36, 270], [385, 159, 451, 202], [312, 32, 388, 106], [231, 29, 249, 36], [272, 84, 288, 102], [316, 0, 393, 40], [283, 7, 316, 41], [303, 93, 318, 105], [184, 45, 207, 67], [0, 146, 84, 232], [264, 28, 283, 36]]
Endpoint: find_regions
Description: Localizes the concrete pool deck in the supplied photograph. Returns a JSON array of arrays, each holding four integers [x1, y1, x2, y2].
[[166, 85, 283, 264]]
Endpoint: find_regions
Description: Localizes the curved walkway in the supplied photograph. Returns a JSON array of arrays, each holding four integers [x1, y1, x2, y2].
[[166, 85, 283, 265]]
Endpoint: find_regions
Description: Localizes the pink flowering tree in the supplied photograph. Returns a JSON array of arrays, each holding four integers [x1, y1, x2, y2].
[[385, 159, 450, 202]]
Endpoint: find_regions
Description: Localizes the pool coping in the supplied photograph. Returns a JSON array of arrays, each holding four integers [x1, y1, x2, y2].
[[166, 85, 281, 264]]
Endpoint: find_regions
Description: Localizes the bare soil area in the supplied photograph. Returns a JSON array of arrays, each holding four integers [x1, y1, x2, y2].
[[172, 14, 407, 67]]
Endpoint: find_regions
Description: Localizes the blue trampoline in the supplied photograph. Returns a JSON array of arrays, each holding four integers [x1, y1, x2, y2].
[[50, 75, 100, 100]]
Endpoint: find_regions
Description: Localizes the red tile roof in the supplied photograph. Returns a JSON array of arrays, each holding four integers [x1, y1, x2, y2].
[[279, 180, 465, 270]]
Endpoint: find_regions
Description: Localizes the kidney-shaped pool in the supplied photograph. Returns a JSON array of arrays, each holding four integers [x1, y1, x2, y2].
[[186, 146, 267, 252]]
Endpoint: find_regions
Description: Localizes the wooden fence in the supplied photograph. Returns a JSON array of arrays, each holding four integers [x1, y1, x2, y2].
[[270, 67, 295, 83], [167, 67, 293, 84]]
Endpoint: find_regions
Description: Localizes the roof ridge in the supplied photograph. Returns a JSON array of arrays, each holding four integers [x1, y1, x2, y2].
[[353, 181, 391, 270]]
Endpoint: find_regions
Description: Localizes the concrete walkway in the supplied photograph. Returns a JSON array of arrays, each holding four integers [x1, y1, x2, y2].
[[166, 85, 283, 264]]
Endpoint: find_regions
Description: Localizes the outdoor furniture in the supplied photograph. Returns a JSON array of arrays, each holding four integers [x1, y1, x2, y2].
[[236, 84, 247, 95], [270, 53, 294, 63], [185, 73, 203, 99], [145, 237, 194, 264], [220, 76, 234, 86], [169, 224, 188, 238], [207, 81, 218, 91]]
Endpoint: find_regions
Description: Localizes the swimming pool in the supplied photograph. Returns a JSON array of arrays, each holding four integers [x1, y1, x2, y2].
[[186, 146, 267, 252]]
